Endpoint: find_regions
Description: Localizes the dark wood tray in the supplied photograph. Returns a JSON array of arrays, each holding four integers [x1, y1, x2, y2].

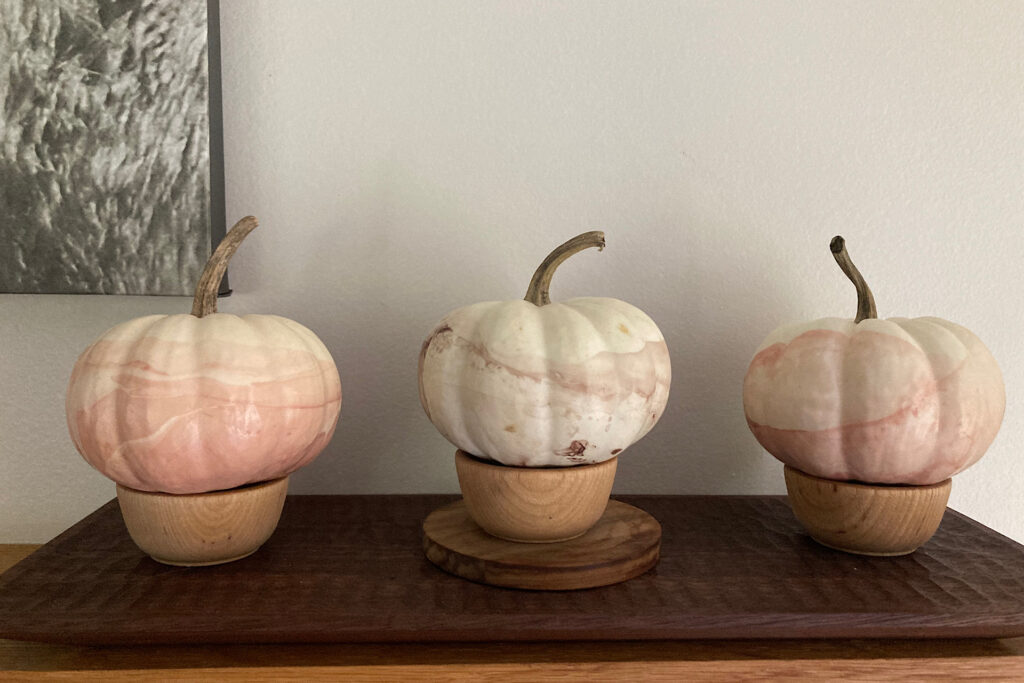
[[2, 495, 1023, 645]]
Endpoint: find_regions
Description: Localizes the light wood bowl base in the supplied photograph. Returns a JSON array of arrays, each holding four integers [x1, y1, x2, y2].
[[116, 477, 289, 566], [423, 498, 661, 590], [784, 466, 952, 556], [454, 450, 617, 543]]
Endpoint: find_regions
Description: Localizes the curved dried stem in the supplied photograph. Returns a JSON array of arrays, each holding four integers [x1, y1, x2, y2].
[[830, 235, 877, 323], [524, 231, 606, 306], [191, 216, 258, 317]]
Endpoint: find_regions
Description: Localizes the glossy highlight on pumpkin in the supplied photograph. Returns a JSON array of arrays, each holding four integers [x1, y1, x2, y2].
[[67, 313, 342, 494]]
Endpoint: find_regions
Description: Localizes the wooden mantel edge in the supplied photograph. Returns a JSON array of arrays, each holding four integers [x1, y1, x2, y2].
[[2, 656, 1024, 680]]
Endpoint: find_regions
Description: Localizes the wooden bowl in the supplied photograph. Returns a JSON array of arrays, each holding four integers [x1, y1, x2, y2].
[[454, 450, 617, 543], [116, 477, 289, 566], [784, 465, 951, 556]]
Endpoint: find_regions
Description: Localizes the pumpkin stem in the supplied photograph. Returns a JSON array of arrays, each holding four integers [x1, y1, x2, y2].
[[191, 216, 258, 318], [524, 231, 606, 306], [830, 236, 877, 323]]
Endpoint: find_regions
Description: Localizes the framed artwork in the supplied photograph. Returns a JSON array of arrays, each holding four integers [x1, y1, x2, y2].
[[0, 0, 226, 295]]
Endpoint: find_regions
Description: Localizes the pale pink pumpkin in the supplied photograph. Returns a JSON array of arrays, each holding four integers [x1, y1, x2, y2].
[[742, 237, 1004, 486], [65, 217, 342, 494]]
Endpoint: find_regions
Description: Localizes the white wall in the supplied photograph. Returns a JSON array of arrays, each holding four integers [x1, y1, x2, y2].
[[2, 0, 1022, 543]]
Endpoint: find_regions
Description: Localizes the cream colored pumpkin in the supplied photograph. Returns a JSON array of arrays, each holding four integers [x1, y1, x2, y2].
[[742, 238, 1004, 485], [419, 232, 671, 467], [66, 217, 342, 494]]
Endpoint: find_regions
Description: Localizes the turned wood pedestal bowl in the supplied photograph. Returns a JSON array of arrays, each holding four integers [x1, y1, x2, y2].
[[454, 450, 618, 543], [424, 450, 659, 590], [784, 466, 952, 556], [116, 477, 289, 566]]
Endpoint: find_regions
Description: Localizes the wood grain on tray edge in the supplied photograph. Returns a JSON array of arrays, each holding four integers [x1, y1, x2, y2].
[[4, 631, 1024, 677]]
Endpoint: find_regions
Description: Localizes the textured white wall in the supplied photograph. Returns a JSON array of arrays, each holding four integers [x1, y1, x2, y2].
[[1, 1, 1021, 543]]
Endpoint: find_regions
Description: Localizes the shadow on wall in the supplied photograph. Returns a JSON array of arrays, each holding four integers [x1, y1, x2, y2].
[[286, 160, 510, 494], [611, 224, 807, 495]]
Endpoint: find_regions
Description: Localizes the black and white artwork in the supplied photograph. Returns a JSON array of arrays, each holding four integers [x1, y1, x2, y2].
[[0, 0, 224, 295]]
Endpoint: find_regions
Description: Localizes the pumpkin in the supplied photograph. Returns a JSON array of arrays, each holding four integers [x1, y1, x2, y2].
[[742, 237, 1004, 485], [418, 232, 671, 468], [66, 217, 342, 494]]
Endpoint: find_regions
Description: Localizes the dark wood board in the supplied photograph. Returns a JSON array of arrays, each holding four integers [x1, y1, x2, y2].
[[1, 495, 1023, 645], [423, 500, 661, 590]]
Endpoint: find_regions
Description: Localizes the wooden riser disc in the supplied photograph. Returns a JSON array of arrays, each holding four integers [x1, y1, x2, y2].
[[423, 499, 661, 590]]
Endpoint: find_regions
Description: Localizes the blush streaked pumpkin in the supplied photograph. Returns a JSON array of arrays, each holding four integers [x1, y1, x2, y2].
[[418, 232, 671, 468], [743, 237, 1005, 486], [66, 217, 342, 495]]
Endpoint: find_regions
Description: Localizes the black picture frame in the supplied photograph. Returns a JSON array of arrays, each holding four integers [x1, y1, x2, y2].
[[207, 0, 228, 297]]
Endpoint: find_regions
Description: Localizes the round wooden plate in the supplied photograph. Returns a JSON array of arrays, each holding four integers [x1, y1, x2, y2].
[[423, 499, 661, 590]]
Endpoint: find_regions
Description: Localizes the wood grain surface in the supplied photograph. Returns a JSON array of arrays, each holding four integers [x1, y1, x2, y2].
[[2, 495, 1024, 649], [423, 499, 660, 589], [116, 477, 289, 566], [3, 544, 1024, 678], [785, 465, 951, 556], [0, 546, 36, 574], [455, 451, 618, 542]]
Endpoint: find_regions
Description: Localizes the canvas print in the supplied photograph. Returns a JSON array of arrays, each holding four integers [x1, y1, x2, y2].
[[0, 0, 224, 295]]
